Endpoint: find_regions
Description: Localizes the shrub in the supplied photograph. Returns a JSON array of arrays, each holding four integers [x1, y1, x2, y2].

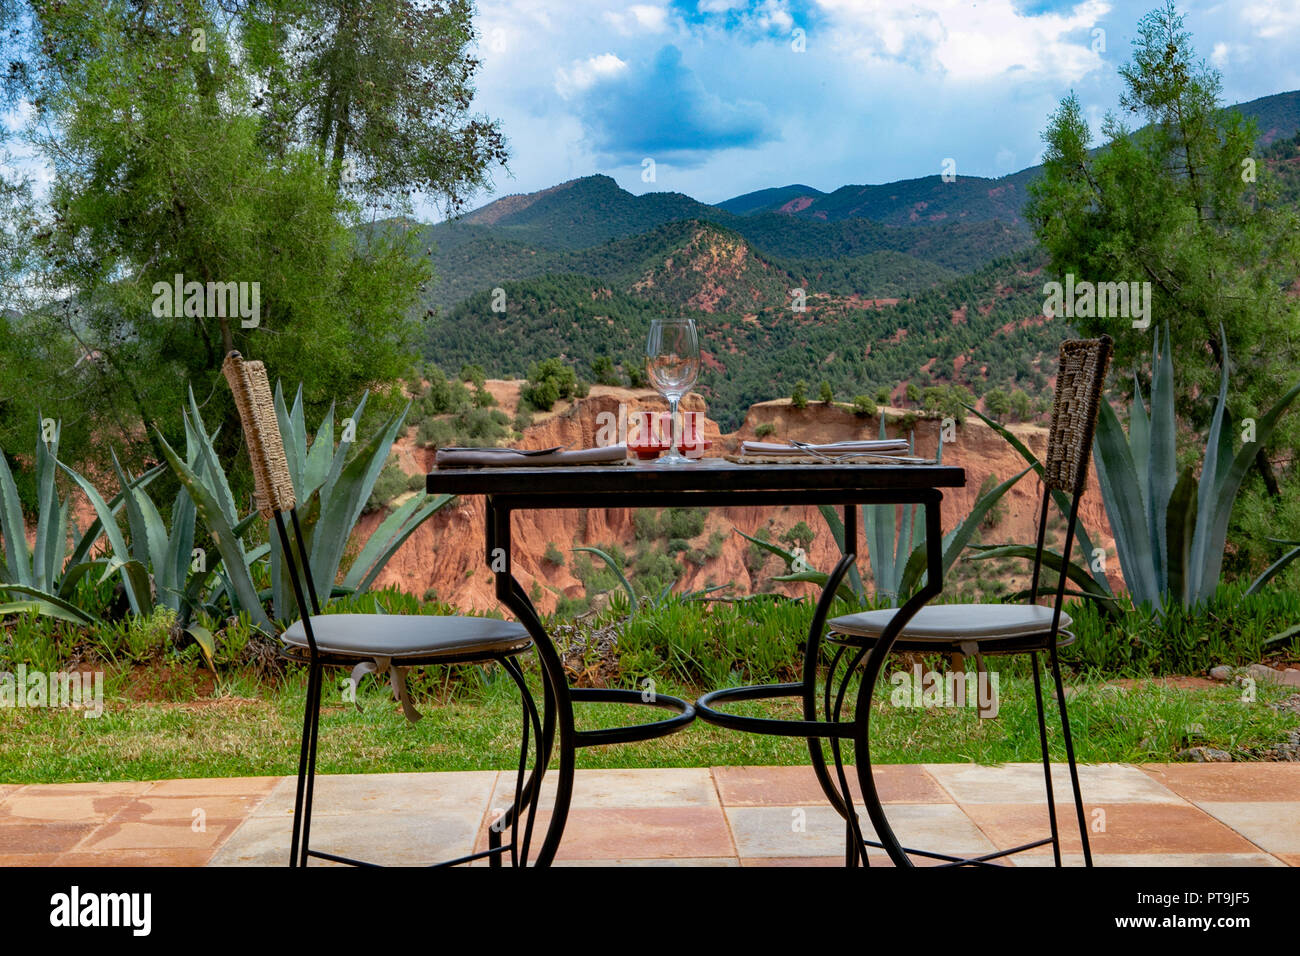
[[543, 542, 565, 567], [852, 394, 877, 417], [754, 422, 776, 438], [779, 520, 815, 552], [791, 381, 808, 409], [875, 386, 891, 405], [818, 381, 834, 404], [522, 357, 579, 411]]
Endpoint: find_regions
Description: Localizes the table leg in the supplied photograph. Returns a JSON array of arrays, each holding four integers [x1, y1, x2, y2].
[[487, 499, 575, 867], [852, 490, 945, 867]]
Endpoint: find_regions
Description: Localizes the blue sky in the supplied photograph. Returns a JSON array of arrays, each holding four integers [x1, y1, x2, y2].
[[457, 0, 1300, 213]]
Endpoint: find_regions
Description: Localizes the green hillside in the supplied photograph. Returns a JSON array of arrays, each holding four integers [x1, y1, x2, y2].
[[424, 239, 1065, 430]]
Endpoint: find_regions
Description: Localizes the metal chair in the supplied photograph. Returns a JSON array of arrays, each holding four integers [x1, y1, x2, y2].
[[222, 351, 542, 867], [696, 335, 1112, 867]]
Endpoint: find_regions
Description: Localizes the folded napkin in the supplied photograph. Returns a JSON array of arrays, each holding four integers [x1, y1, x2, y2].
[[436, 444, 628, 467], [740, 439, 911, 457]]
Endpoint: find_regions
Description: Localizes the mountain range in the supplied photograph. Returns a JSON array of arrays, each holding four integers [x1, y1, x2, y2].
[[417, 90, 1300, 430]]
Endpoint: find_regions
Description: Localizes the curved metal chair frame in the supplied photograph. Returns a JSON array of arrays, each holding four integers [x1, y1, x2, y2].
[[697, 335, 1113, 868], [222, 351, 545, 867]]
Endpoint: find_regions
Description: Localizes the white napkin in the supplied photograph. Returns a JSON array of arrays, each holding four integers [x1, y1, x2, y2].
[[435, 444, 628, 467], [740, 439, 911, 457]]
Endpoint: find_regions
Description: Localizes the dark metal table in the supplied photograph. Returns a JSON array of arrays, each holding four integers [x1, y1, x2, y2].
[[428, 458, 966, 866]]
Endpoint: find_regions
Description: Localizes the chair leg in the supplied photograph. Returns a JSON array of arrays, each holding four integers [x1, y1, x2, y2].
[[289, 659, 322, 867], [1047, 646, 1093, 867], [1030, 650, 1063, 867], [297, 660, 325, 867], [488, 655, 543, 868]]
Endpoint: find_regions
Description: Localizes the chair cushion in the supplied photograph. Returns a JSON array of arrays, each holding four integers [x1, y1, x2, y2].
[[282, 614, 531, 659], [828, 604, 1071, 641]]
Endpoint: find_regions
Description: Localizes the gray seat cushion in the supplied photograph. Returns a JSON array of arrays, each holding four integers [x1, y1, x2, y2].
[[282, 614, 531, 659], [828, 604, 1071, 641]]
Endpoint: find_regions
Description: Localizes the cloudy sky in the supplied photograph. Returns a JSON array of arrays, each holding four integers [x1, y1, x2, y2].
[[454, 0, 1300, 213]]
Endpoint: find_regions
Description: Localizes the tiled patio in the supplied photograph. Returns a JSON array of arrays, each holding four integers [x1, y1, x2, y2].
[[1, 764, 1296, 866]]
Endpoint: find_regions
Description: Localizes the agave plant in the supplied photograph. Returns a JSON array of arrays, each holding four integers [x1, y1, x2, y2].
[[572, 545, 730, 614], [0, 418, 156, 624], [1090, 326, 1300, 610], [156, 384, 453, 634], [108, 449, 217, 665], [963, 407, 1120, 614], [735, 425, 1029, 605]]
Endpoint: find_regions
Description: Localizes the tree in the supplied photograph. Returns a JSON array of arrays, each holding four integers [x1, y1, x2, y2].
[[791, 380, 808, 409], [522, 357, 578, 411], [1010, 388, 1032, 422], [984, 388, 1012, 420], [852, 395, 877, 417], [6, 0, 507, 478], [1027, 0, 1300, 493], [779, 521, 815, 552], [591, 356, 621, 386], [905, 383, 921, 406], [818, 380, 834, 404], [875, 386, 891, 406]]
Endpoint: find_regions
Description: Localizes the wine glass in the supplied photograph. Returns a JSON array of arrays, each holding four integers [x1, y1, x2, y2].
[[645, 318, 700, 465]]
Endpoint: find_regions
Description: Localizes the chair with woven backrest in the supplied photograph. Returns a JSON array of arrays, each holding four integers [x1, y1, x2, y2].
[[222, 350, 542, 867], [696, 335, 1112, 867]]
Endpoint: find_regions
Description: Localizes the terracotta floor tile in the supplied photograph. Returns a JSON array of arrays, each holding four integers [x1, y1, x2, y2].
[[1193, 802, 1300, 855], [251, 771, 497, 819], [1141, 764, 1300, 802], [547, 858, 739, 867], [0, 793, 137, 825], [925, 762, 1181, 805], [712, 764, 948, 807], [964, 802, 1260, 855], [1014, 852, 1285, 867], [73, 820, 238, 853], [210, 809, 484, 866], [145, 776, 281, 797], [489, 768, 719, 810], [726, 804, 997, 859], [0, 852, 66, 866], [0, 822, 97, 854], [110, 794, 266, 825], [57, 848, 215, 867], [475, 807, 735, 861]]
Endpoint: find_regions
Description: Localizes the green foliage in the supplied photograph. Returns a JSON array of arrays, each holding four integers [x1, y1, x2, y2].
[[875, 386, 891, 405], [543, 542, 565, 567], [1091, 327, 1300, 610], [791, 381, 808, 409], [779, 521, 815, 552], [1027, 1, 1300, 460], [591, 356, 621, 386], [157, 383, 453, 633], [522, 357, 579, 411], [851, 395, 877, 417], [984, 388, 1011, 420], [818, 381, 834, 404], [754, 423, 777, 438], [0, 419, 154, 625]]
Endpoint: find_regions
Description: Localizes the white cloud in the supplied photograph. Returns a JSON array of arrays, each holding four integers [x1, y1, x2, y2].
[[819, 0, 1113, 84], [1241, 2, 1300, 39], [605, 4, 670, 34], [555, 53, 630, 98]]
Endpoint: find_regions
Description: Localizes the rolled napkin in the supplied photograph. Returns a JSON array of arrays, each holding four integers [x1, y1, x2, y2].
[[740, 439, 911, 457], [436, 444, 628, 467]]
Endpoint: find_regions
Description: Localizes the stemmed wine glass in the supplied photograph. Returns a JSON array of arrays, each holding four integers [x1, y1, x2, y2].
[[645, 318, 700, 465]]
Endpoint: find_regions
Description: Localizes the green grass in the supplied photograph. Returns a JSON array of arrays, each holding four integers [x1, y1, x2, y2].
[[0, 661, 1294, 784]]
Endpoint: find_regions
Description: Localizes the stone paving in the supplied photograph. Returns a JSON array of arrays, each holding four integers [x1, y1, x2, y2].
[[0, 764, 1296, 866]]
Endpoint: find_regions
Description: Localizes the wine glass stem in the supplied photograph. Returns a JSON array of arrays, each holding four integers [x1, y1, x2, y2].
[[668, 397, 679, 448]]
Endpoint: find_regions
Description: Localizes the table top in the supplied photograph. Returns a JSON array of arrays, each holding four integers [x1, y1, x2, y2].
[[426, 457, 965, 496]]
